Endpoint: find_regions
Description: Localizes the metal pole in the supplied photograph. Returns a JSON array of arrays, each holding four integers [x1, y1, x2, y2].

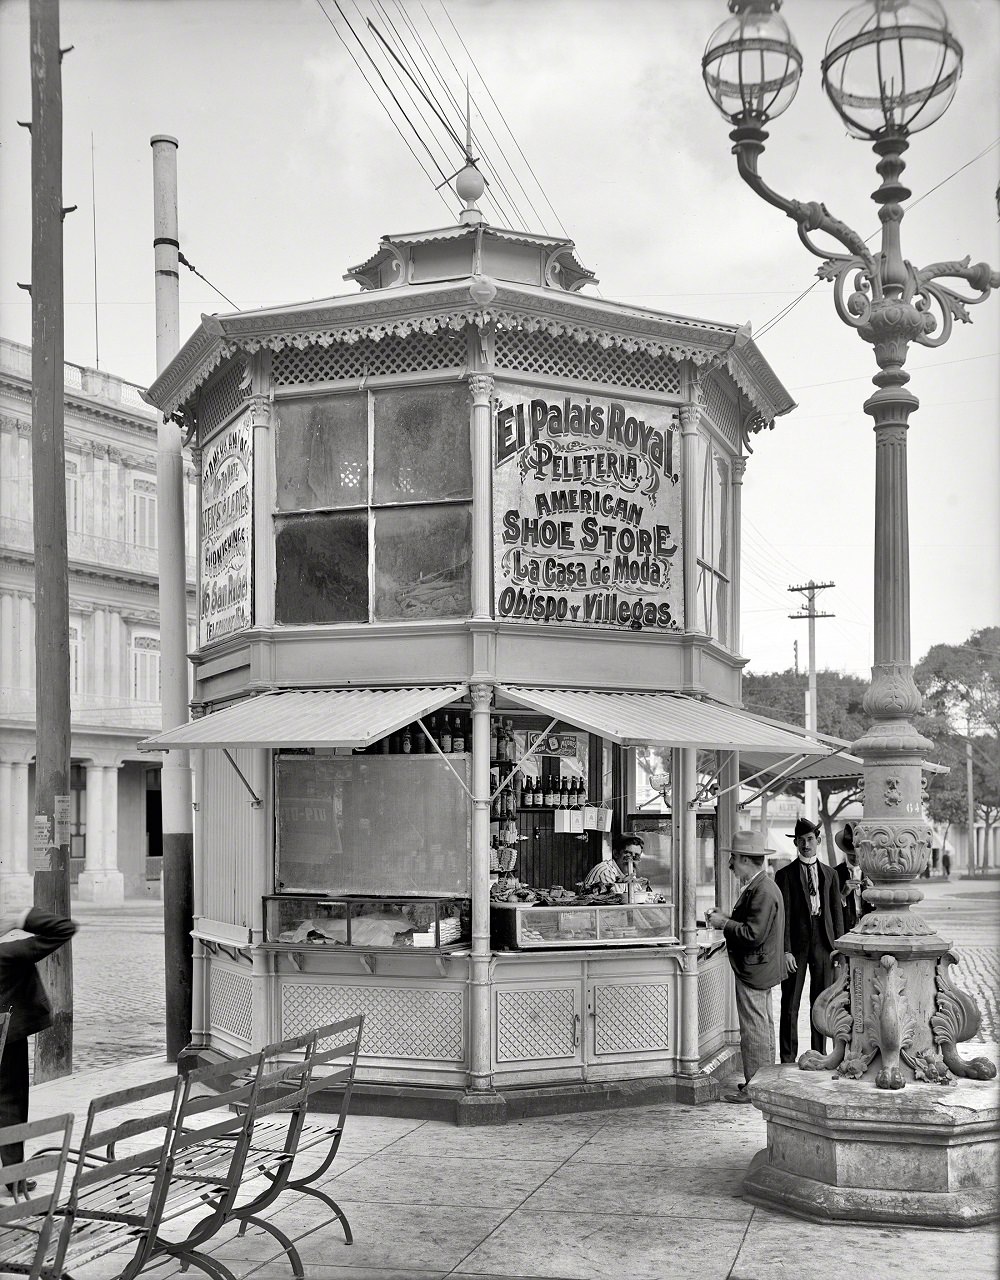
[[29, 0, 73, 1082], [151, 134, 193, 1061], [789, 580, 834, 827], [966, 731, 976, 876]]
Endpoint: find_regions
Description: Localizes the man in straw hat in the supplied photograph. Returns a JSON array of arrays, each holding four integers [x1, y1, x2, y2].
[[774, 817, 844, 1063], [706, 830, 784, 1102]]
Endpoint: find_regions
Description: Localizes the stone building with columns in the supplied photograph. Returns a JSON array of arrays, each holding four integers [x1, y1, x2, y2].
[[0, 336, 196, 907]]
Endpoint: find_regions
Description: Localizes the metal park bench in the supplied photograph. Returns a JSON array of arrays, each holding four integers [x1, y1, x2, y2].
[[16, 1015, 364, 1280], [0, 1112, 74, 1280]]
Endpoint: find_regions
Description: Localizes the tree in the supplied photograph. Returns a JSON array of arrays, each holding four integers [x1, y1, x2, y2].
[[916, 628, 1000, 871], [742, 669, 869, 864]]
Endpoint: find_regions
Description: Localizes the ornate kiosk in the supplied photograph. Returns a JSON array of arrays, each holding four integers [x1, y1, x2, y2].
[[142, 170, 832, 1121]]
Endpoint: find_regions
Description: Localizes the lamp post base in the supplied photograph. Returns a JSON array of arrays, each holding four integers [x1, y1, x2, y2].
[[744, 1067, 1000, 1227]]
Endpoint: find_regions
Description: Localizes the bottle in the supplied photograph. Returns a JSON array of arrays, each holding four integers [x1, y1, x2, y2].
[[441, 714, 452, 753], [522, 777, 533, 807], [413, 723, 425, 753], [578, 776, 588, 806], [560, 777, 570, 807], [428, 715, 438, 747], [401, 725, 412, 754], [452, 714, 465, 753], [490, 719, 500, 762], [544, 775, 557, 808], [504, 719, 515, 763]]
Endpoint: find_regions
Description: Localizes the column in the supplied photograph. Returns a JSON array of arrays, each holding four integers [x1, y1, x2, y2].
[[469, 374, 494, 620], [78, 762, 124, 903], [730, 454, 746, 653], [0, 593, 14, 694], [0, 761, 11, 876], [679, 401, 701, 634], [466, 682, 496, 1100], [250, 748, 273, 1051], [249, 355, 272, 629], [91, 608, 106, 705], [3, 762, 34, 908], [677, 747, 700, 1075], [17, 594, 33, 693]]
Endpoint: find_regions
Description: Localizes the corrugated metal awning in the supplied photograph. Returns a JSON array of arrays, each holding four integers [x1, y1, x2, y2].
[[497, 686, 834, 755], [139, 685, 467, 751], [741, 751, 862, 783]]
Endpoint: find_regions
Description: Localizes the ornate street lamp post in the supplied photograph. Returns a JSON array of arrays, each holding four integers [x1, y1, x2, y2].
[[702, 0, 999, 1226]]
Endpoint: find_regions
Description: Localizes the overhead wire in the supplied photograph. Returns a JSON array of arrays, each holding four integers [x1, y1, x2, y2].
[[314, 0, 455, 218], [375, 0, 522, 227], [434, 0, 571, 239], [411, 1, 545, 231]]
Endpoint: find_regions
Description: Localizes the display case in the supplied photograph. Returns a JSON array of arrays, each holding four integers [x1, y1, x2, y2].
[[490, 901, 678, 950], [263, 895, 471, 951]]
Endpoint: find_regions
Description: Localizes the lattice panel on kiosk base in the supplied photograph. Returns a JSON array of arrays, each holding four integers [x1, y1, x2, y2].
[[698, 960, 730, 1046], [701, 374, 741, 450], [496, 987, 577, 1061], [198, 359, 248, 436], [494, 328, 682, 396], [282, 983, 465, 1061], [272, 331, 468, 387], [593, 983, 671, 1054], [210, 966, 253, 1043]]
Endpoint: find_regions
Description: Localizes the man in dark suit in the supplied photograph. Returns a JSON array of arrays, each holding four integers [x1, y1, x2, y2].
[[706, 830, 785, 1102], [0, 907, 77, 1192], [835, 822, 873, 933], [774, 817, 844, 1062]]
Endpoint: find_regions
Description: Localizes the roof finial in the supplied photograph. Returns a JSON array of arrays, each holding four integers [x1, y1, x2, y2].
[[456, 76, 485, 225]]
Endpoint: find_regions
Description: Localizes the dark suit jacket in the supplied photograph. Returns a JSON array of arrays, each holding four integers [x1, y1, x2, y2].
[[0, 908, 77, 1041], [775, 857, 844, 956], [836, 861, 873, 933], [722, 872, 785, 990]]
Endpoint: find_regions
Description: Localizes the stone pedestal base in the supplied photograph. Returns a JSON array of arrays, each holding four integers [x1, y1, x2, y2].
[[0, 872, 35, 911], [76, 869, 125, 905], [745, 1065, 999, 1227]]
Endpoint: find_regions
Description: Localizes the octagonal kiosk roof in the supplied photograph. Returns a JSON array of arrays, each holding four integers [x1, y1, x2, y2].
[[143, 181, 797, 733]]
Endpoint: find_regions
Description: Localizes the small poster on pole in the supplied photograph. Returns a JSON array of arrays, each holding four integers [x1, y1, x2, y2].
[[33, 814, 52, 872]]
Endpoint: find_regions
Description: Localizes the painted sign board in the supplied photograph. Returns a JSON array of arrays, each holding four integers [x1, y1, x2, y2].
[[493, 385, 682, 631], [200, 411, 254, 645]]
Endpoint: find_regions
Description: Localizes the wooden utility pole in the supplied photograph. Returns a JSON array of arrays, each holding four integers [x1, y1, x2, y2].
[[789, 580, 835, 829], [29, 0, 73, 1080]]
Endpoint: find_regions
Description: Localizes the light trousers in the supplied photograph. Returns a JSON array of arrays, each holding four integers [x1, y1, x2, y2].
[[734, 980, 776, 1084]]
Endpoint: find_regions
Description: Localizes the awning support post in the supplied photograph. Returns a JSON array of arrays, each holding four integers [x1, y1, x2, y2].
[[678, 747, 700, 1075], [468, 682, 494, 1094]]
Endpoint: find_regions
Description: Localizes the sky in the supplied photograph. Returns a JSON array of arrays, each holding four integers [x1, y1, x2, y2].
[[1, 0, 997, 682]]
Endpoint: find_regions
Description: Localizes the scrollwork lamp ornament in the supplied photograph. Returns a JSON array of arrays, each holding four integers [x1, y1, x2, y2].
[[703, 0, 998, 1089]]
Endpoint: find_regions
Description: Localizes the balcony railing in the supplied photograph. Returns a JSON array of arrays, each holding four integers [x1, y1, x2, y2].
[[0, 686, 164, 731], [0, 517, 195, 583], [0, 337, 152, 415]]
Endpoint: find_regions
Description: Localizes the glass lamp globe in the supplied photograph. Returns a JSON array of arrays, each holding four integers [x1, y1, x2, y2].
[[702, 0, 802, 125], [822, 0, 963, 139]]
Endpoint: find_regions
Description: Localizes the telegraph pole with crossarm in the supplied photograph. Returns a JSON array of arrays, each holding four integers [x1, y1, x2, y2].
[[789, 581, 835, 824]]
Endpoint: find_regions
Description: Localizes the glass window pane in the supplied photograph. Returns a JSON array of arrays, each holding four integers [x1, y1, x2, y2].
[[373, 384, 471, 504], [275, 754, 472, 895], [275, 511, 368, 623], [275, 393, 367, 512], [373, 503, 471, 620]]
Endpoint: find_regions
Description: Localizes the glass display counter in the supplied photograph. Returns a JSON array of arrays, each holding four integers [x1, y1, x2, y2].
[[491, 901, 678, 950], [263, 895, 471, 951]]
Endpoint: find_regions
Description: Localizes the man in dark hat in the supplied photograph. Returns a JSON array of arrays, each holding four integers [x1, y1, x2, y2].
[[0, 906, 77, 1195], [774, 817, 844, 1063], [706, 831, 784, 1102], [835, 822, 872, 933]]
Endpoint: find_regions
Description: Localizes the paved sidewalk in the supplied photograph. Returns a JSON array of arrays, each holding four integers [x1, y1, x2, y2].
[[25, 1056, 1000, 1280]]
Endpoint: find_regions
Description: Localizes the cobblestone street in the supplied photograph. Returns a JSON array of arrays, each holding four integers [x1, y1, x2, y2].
[[67, 900, 167, 1071]]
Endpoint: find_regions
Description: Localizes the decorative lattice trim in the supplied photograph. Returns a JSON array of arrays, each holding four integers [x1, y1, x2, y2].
[[701, 374, 741, 450], [273, 330, 467, 386], [282, 982, 465, 1061], [495, 327, 682, 395], [593, 983, 671, 1054], [198, 359, 248, 435], [210, 966, 253, 1043]]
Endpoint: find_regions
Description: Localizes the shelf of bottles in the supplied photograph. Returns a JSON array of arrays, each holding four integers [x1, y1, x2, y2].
[[489, 717, 590, 877], [354, 710, 470, 756]]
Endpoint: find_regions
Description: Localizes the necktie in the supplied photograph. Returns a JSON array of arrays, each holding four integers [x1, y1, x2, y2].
[[807, 863, 820, 916]]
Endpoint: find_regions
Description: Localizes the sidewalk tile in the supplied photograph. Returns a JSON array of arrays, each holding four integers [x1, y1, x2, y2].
[[453, 1207, 747, 1280], [730, 1206, 1000, 1280], [330, 1151, 562, 1206], [211, 1199, 510, 1273], [525, 1157, 753, 1221]]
